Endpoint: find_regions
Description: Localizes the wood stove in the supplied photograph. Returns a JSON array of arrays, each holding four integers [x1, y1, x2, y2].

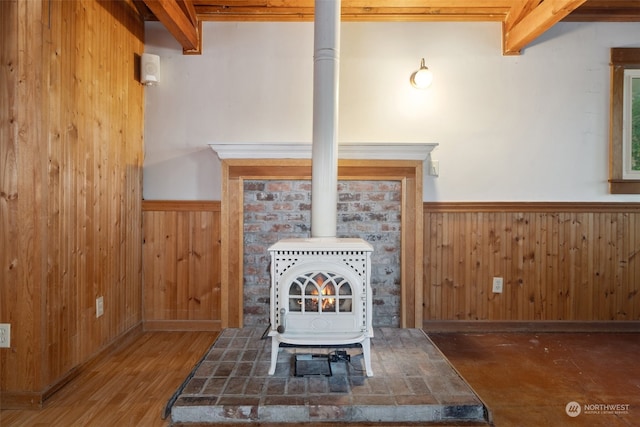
[[267, 237, 374, 376], [266, 0, 377, 376]]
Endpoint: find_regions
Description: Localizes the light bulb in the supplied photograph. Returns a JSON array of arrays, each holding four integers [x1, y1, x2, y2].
[[410, 58, 433, 89]]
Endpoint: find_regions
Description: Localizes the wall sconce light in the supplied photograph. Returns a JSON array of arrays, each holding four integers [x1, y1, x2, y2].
[[410, 58, 433, 89]]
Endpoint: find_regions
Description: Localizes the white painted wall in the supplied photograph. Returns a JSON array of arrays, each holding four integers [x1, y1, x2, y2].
[[143, 20, 640, 202]]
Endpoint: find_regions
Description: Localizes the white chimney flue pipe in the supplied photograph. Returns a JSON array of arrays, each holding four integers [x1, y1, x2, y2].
[[311, 0, 341, 238]]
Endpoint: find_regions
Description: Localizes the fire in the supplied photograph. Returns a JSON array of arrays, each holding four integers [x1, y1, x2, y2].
[[310, 275, 336, 312]]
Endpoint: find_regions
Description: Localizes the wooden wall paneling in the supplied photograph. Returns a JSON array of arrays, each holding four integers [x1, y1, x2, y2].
[[527, 212, 538, 320], [505, 212, 513, 316], [401, 177, 414, 327], [550, 212, 560, 320], [423, 211, 437, 319], [609, 212, 618, 319], [618, 213, 631, 319], [210, 210, 222, 322], [47, 0, 62, 382], [439, 213, 449, 319], [176, 211, 190, 318], [501, 211, 510, 318], [186, 212, 200, 318], [539, 212, 549, 320], [610, 212, 620, 319], [451, 211, 460, 319], [413, 169, 424, 328], [152, 210, 167, 319], [166, 211, 179, 318], [436, 212, 444, 320], [616, 213, 625, 319], [563, 212, 574, 319], [227, 174, 245, 328], [476, 212, 486, 320], [615, 213, 624, 319], [614, 213, 627, 320], [188, 211, 215, 321], [220, 166, 231, 328], [142, 201, 221, 330], [516, 211, 528, 321], [485, 212, 496, 319], [400, 169, 423, 328], [423, 203, 640, 326], [2, 0, 145, 408], [0, 0, 48, 401], [470, 212, 481, 320], [580, 212, 593, 320], [457, 212, 467, 319], [602, 212, 613, 319], [1, 0, 21, 396], [590, 212, 601, 320], [623, 212, 636, 319], [462, 213, 471, 319]]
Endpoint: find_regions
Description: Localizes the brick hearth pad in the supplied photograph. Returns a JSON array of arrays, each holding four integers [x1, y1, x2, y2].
[[169, 327, 489, 425]]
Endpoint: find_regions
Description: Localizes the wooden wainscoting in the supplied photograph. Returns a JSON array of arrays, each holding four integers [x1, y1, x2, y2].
[[423, 202, 640, 329], [142, 201, 222, 331], [139, 201, 640, 335]]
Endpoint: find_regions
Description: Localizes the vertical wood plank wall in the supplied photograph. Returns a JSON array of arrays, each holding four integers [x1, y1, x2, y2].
[[142, 201, 222, 330], [1, 0, 144, 408], [139, 200, 639, 331], [424, 203, 640, 324]]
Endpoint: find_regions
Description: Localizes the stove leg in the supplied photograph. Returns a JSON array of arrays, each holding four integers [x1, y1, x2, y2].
[[362, 337, 373, 376], [268, 336, 279, 375]]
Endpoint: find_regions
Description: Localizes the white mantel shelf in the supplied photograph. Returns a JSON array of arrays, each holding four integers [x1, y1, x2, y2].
[[209, 142, 437, 161]]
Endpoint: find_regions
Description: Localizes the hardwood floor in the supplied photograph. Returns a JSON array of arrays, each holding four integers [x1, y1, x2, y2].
[[3, 330, 638, 427], [0, 331, 217, 427], [430, 332, 640, 427]]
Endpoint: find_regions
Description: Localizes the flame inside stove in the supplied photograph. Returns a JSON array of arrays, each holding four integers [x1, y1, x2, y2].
[[309, 274, 336, 312], [288, 272, 352, 313], [318, 275, 336, 311]]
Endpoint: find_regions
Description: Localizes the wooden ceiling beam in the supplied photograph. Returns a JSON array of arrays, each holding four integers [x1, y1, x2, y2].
[[195, 8, 508, 22], [504, 0, 540, 31], [143, 0, 201, 53], [139, 1, 640, 55], [192, 0, 512, 21], [178, 0, 199, 26], [564, 0, 640, 22], [502, 0, 587, 55]]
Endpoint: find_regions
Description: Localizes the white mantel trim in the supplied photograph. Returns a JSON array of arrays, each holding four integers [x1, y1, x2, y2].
[[209, 142, 437, 161]]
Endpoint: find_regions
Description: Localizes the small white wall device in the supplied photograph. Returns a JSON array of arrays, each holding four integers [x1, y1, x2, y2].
[[141, 53, 160, 86]]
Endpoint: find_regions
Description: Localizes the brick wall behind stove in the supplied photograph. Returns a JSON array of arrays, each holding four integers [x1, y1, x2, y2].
[[243, 180, 402, 328]]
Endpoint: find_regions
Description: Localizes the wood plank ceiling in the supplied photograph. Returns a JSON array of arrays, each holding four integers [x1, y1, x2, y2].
[[136, 1, 640, 55]]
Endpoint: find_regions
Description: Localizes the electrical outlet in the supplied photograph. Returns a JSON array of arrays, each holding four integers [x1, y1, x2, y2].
[[0, 323, 10, 348], [96, 296, 104, 318], [492, 277, 504, 293]]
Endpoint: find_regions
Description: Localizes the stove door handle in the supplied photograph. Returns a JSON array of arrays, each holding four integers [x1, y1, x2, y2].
[[277, 308, 286, 333]]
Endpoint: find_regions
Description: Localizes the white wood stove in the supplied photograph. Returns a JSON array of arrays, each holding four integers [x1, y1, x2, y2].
[[265, 0, 378, 377], [268, 237, 374, 376]]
